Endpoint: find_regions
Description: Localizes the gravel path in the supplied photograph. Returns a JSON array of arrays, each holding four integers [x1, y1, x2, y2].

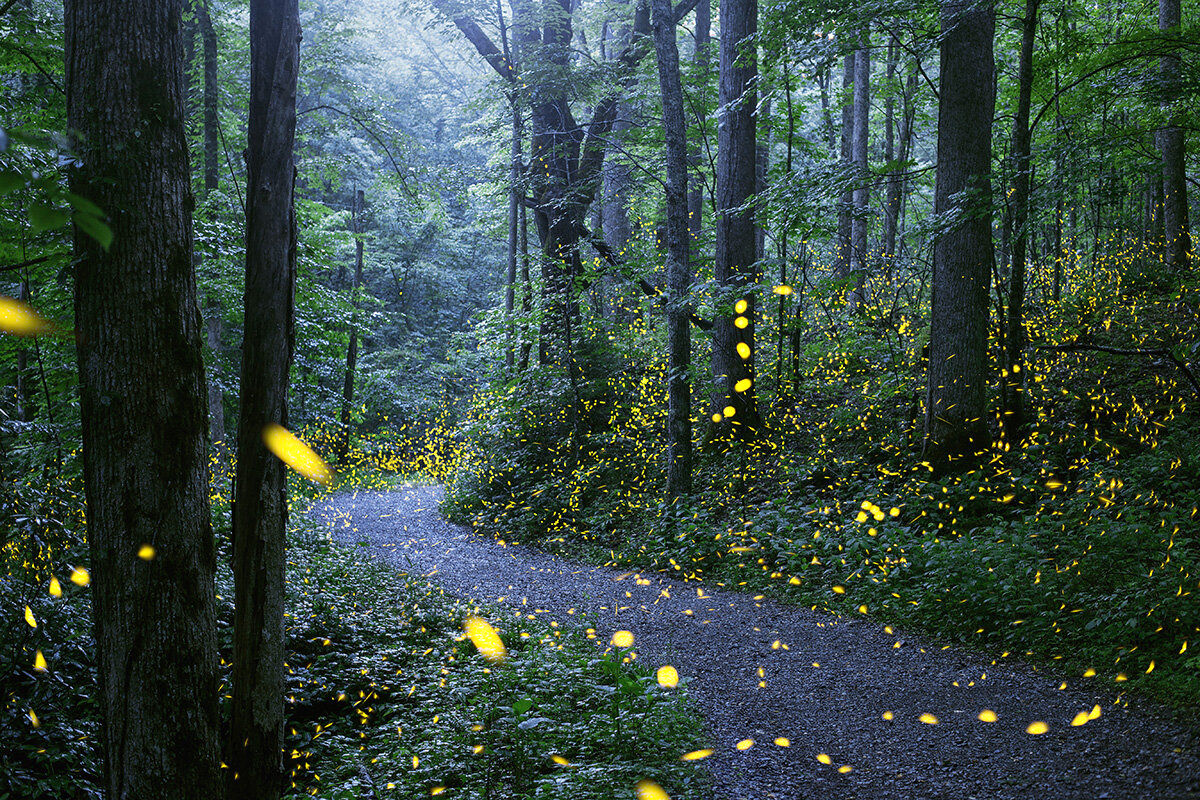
[[316, 486, 1200, 800]]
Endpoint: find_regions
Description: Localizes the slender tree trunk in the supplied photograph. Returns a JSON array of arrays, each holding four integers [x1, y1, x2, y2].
[[687, 0, 710, 255], [198, 0, 224, 448], [883, 33, 899, 264], [776, 57, 795, 390], [1003, 0, 1040, 437], [924, 0, 995, 469], [850, 32, 870, 306], [229, 1, 300, 797], [506, 104, 521, 367], [1158, 0, 1190, 272], [817, 68, 837, 153], [651, 0, 692, 497], [199, 0, 218, 192], [340, 189, 365, 460], [897, 60, 918, 255], [65, 2, 222, 798], [708, 0, 760, 441], [755, 97, 771, 266], [835, 51, 854, 280], [517, 195, 533, 371], [16, 279, 33, 421]]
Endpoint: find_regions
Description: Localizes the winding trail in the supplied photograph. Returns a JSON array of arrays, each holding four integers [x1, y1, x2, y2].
[[316, 486, 1199, 800]]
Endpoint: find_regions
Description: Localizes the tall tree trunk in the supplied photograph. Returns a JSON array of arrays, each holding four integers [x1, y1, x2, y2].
[[883, 33, 899, 263], [1158, 0, 1190, 273], [708, 0, 760, 441], [65, 2, 222, 798], [651, 0, 692, 497], [776, 56, 796, 390], [897, 60, 918, 255], [687, 0, 710, 254], [16, 278, 33, 422], [199, 0, 219, 192], [850, 32, 870, 306], [924, 0, 995, 469], [340, 189, 365, 460], [506, 102, 521, 367], [835, 50, 854, 281], [198, 0, 225, 448], [755, 97, 771, 266], [229, 1, 300, 797], [1003, 0, 1040, 437]]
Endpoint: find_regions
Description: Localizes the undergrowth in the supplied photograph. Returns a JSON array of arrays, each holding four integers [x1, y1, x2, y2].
[[2, 436, 709, 799], [443, 252, 1200, 713], [278, 519, 710, 799]]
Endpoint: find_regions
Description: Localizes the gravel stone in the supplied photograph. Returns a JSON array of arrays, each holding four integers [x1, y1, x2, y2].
[[316, 485, 1200, 800]]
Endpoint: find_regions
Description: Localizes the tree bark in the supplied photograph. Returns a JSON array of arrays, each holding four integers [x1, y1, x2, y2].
[[65, 1, 222, 798], [340, 189, 365, 459], [883, 33, 899, 263], [229, 1, 300, 797], [198, 0, 218, 193], [924, 0, 995, 469], [651, 0, 692, 497], [1158, 0, 1190, 273], [687, 0, 710, 254], [506, 103, 521, 367], [707, 0, 760, 441], [1003, 0, 1040, 437], [850, 32, 870, 306], [198, 0, 224, 448], [835, 50, 854, 281]]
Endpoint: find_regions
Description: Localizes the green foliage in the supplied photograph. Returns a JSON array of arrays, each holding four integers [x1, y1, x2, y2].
[[272, 519, 711, 799]]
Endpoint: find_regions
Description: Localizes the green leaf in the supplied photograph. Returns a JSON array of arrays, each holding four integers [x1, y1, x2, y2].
[[29, 204, 69, 232], [74, 212, 113, 250], [66, 192, 104, 218], [0, 170, 24, 195]]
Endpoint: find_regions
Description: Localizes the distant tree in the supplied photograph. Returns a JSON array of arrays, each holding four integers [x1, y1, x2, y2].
[[339, 188, 365, 459], [835, 50, 853, 281], [197, 0, 226, 447], [650, 0, 692, 495], [924, 0, 995, 468], [1003, 0, 1040, 437], [432, 0, 650, 361], [65, 0, 223, 797], [228, 0, 301, 797], [849, 28, 870, 306], [707, 0, 761, 441]]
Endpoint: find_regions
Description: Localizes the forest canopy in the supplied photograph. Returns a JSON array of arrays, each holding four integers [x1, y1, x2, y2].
[[1, 0, 1197, 797]]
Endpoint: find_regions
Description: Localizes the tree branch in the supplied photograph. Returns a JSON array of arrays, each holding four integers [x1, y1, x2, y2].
[[0, 255, 53, 273], [582, 227, 712, 330], [1036, 342, 1200, 397], [429, 0, 514, 81], [298, 104, 417, 198]]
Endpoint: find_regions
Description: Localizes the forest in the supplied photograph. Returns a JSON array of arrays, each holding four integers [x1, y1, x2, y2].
[[1, 0, 1198, 797]]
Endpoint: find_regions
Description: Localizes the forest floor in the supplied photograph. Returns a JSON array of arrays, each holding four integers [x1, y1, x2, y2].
[[316, 485, 1200, 800]]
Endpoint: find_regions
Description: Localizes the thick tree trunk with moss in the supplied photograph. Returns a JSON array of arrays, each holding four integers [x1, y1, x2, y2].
[[707, 0, 760, 441], [924, 0, 995, 469], [65, 1, 222, 797], [229, 1, 300, 798]]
